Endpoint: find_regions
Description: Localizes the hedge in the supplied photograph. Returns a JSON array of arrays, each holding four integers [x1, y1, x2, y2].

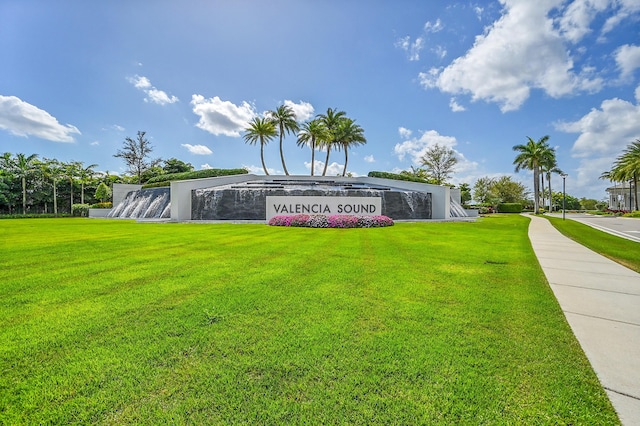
[[144, 168, 248, 185], [497, 203, 522, 213], [367, 171, 433, 184]]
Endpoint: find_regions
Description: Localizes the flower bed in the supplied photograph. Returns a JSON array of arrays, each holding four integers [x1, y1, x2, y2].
[[268, 214, 394, 228]]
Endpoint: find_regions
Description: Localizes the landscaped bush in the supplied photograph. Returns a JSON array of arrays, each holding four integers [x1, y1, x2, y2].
[[623, 210, 640, 218], [144, 168, 248, 186], [497, 203, 522, 213], [90, 202, 113, 209], [268, 214, 394, 228], [367, 171, 432, 184]]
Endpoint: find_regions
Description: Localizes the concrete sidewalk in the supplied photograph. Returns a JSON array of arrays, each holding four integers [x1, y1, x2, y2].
[[526, 214, 640, 425]]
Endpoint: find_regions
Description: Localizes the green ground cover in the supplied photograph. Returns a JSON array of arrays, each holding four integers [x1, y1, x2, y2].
[[546, 215, 640, 273], [0, 216, 618, 424]]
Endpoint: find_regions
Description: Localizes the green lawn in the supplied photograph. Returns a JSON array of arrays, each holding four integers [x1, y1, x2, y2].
[[0, 216, 619, 424], [545, 215, 640, 273]]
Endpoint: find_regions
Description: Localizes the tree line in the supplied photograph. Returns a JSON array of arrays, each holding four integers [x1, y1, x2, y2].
[[0, 144, 194, 215]]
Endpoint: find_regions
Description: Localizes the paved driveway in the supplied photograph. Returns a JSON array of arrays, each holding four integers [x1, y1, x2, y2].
[[551, 213, 640, 243]]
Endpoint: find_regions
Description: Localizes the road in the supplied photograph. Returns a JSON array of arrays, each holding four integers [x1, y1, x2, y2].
[[550, 213, 640, 243]]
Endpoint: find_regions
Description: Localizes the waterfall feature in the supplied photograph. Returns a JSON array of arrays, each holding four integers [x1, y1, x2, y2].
[[108, 188, 171, 219], [450, 197, 469, 218], [191, 180, 433, 220]]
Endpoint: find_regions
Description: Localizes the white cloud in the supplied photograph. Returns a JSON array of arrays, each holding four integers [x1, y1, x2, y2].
[[556, 87, 640, 158], [556, 86, 640, 195], [394, 129, 458, 164], [602, 0, 640, 35], [395, 35, 425, 61], [91, 141, 99, 146], [364, 155, 375, 163], [113, 124, 125, 132], [420, 0, 603, 112], [449, 98, 466, 112], [304, 160, 325, 175], [557, 0, 609, 43], [398, 127, 412, 139], [201, 163, 212, 170], [128, 75, 178, 105], [182, 143, 213, 155], [243, 164, 277, 175], [615, 44, 640, 78], [0, 95, 80, 142], [323, 161, 344, 176], [424, 18, 444, 33], [393, 128, 479, 176], [191, 95, 257, 137], [284, 100, 315, 122], [432, 45, 447, 59]]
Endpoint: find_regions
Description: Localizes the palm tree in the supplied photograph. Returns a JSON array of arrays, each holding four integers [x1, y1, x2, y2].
[[12, 153, 39, 214], [243, 117, 277, 175], [513, 136, 551, 214], [39, 158, 63, 215], [297, 119, 328, 176], [63, 161, 82, 211], [77, 162, 98, 204], [267, 105, 299, 175], [612, 140, 640, 211], [317, 108, 346, 176], [334, 118, 366, 176], [540, 152, 562, 212]]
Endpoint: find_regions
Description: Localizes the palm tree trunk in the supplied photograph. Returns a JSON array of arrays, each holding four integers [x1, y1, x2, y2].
[[533, 168, 540, 214], [69, 178, 74, 211], [540, 173, 545, 211], [260, 141, 269, 175], [322, 146, 331, 176], [634, 172, 638, 211], [279, 134, 289, 176], [53, 180, 58, 215], [548, 175, 552, 213], [310, 139, 315, 176], [22, 177, 27, 214], [342, 146, 349, 177]]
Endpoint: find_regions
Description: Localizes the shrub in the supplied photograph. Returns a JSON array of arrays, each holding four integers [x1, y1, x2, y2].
[[144, 168, 248, 185], [268, 214, 394, 228], [72, 204, 90, 217], [90, 202, 113, 209], [367, 171, 431, 184], [497, 203, 522, 213]]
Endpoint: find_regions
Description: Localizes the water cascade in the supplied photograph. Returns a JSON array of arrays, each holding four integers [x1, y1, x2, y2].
[[191, 180, 432, 220], [108, 187, 171, 219], [449, 197, 469, 218]]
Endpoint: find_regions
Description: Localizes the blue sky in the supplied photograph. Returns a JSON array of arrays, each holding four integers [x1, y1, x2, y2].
[[1, 0, 639, 200]]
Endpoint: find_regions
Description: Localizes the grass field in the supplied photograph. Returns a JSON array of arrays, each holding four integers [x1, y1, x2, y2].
[[0, 216, 619, 424]]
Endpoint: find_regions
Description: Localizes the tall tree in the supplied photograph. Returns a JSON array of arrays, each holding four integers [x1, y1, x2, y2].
[[420, 144, 458, 185], [243, 117, 277, 175], [317, 108, 346, 176], [163, 158, 194, 174], [267, 105, 299, 176], [38, 158, 63, 215], [513, 135, 551, 214], [333, 118, 366, 176], [77, 162, 98, 205], [297, 119, 328, 176], [114, 131, 160, 184], [541, 156, 562, 212], [12, 153, 39, 214], [63, 161, 81, 210]]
